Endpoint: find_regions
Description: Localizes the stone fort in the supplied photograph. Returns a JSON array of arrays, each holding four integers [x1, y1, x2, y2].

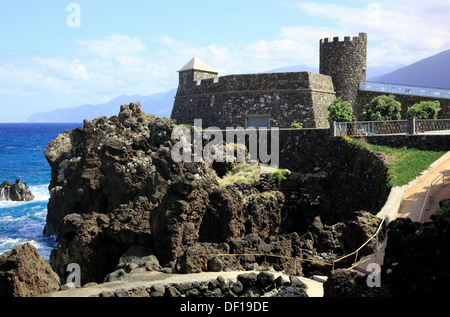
[[171, 32, 449, 129]]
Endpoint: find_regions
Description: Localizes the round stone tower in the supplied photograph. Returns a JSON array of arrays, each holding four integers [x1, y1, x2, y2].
[[320, 32, 367, 106]]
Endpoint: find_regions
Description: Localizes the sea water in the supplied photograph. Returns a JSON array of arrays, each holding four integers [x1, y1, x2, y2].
[[0, 123, 81, 260]]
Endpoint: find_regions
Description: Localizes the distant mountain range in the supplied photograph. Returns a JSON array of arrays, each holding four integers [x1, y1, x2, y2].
[[369, 49, 450, 89], [265, 64, 404, 80], [26, 49, 449, 122], [26, 89, 177, 123]]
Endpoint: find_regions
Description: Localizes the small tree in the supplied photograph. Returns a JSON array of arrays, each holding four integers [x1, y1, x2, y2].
[[362, 95, 402, 121], [327, 98, 355, 122], [407, 101, 441, 119]]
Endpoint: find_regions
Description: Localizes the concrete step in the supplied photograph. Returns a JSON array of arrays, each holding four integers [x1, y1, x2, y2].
[[311, 275, 328, 283]]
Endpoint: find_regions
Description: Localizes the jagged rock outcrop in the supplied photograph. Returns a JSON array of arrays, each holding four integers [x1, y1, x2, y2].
[[44, 102, 384, 284], [324, 199, 450, 297], [323, 269, 388, 297], [0, 179, 34, 202], [323, 269, 367, 297], [44, 103, 259, 282], [380, 202, 450, 296], [0, 243, 60, 297]]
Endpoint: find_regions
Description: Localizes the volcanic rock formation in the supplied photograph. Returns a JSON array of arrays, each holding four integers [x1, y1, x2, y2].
[[44, 103, 383, 284], [0, 243, 60, 297]]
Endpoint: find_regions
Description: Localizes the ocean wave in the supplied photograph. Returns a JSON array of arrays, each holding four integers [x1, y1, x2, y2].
[[0, 211, 47, 226], [0, 236, 56, 260], [0, 237, 38, 250], [29, 184, 50, 202], [0, 188, 53, 259], [0, 201, 28, 209], [0, 237, 43, 257]]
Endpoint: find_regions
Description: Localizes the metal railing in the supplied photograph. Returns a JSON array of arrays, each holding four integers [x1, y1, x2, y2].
[[418, 166, 450, 223], [360, 82, 450, 100], [332, 120, 408, 136], [199, 216, 387, 274], [331, 118, 450, 137], [416, 119, 450, 134]]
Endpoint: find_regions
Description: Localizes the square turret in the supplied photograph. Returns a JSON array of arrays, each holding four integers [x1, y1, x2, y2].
[[178, 57, 219, 87]]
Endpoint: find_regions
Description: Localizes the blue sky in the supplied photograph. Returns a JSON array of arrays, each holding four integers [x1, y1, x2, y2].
[[1, 0, 449, 122]]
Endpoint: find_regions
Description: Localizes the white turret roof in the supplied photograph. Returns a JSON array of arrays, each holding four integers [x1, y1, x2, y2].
[[178, 57, 218, 73]]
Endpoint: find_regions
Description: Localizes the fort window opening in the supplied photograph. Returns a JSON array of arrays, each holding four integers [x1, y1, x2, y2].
[[246, 117, 271, 129]]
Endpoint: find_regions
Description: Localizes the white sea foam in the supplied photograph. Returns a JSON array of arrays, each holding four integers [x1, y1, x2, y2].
[[0, 187, 9, 201], [0, 238, 39, 254], [0, 235, 56, 260], [0, 201, 27, 209], [0, 184, 54, 259], [29, 184, 50, 202]]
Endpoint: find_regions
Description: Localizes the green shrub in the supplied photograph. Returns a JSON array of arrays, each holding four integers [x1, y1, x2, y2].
[[271, 169, 287, 182], [327, 98, 355, 122], [290, 121, 304, 129], [362, 95, 402, 121], [407, 101, 441, 119]]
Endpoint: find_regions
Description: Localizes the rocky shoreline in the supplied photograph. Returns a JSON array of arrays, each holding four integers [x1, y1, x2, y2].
[[41, 102, 385, 286], [1, 103, 449, 298], [49, 269, 315, 298]]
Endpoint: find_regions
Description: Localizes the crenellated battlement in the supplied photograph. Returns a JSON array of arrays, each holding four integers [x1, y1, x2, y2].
[[320, 32, 367, 45], [319, 32, 367, 106]]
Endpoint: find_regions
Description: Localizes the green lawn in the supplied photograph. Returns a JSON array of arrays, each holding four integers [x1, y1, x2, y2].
[[356, 141, 447, 187]]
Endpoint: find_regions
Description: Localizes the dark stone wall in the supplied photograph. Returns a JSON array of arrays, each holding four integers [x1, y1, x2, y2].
[[353, 134, 450, 151], [200, 128, 389, 224], [355, 90, 450, 120], [171, 72, 336, 129], [277, 129, 389, 222], [320, 33, 367, 106]]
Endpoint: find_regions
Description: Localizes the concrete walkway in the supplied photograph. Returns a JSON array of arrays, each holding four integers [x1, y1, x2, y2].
[[42, 270, 324, 298], [397, 153, 450, 222]]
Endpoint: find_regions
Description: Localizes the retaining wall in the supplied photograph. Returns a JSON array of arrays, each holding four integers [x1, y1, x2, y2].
[[353, 134, 450, 151]]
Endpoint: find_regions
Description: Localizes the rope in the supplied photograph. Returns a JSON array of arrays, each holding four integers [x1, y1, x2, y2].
[[199, 216, 387, 273]]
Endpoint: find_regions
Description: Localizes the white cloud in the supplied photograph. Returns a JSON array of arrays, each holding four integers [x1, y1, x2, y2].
[[153, 27, 333, 76], [1, 1, 449, 122], [31, 57, 91, 81], [292, 1, 450, 67], [1, 29, 329, 121]]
